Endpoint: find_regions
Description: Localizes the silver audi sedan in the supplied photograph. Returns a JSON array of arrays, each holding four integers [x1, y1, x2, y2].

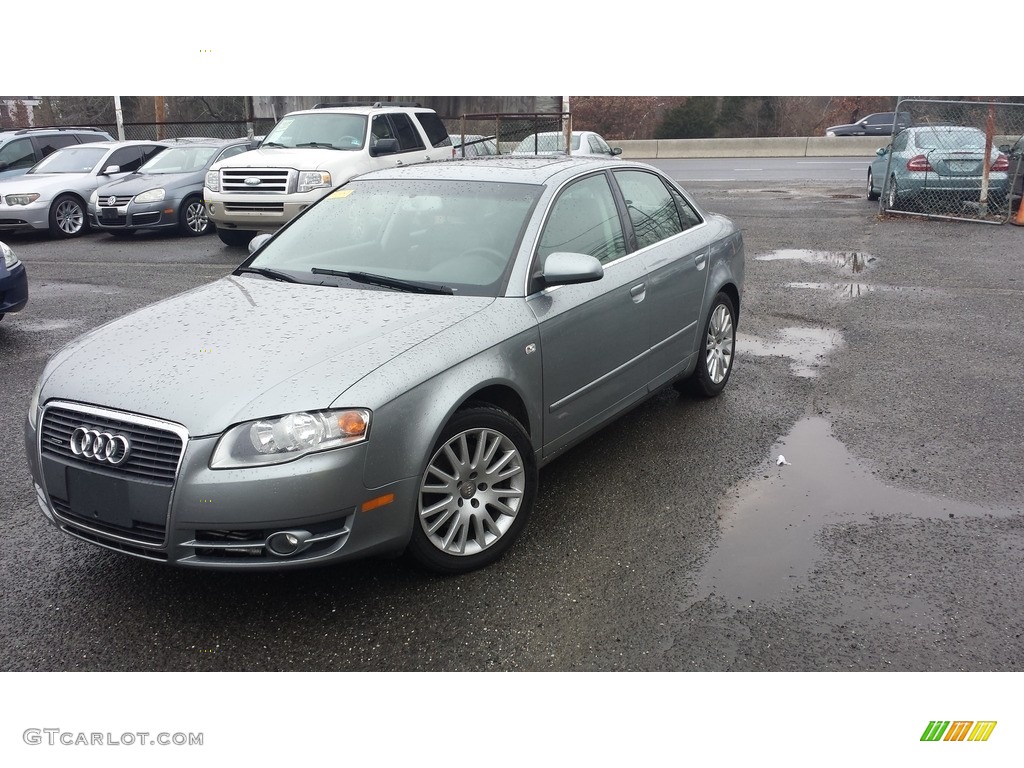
[[25, 155, 744, 573]]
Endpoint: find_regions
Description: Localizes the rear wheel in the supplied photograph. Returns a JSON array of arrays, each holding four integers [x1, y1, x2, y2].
[[217, 228, 255, 248], [676, 291, 736, 398], [48, 194, 88, 238], [179, 196, 210, 236], [408, 405, 537, 574], [886, 176, 900, 209]]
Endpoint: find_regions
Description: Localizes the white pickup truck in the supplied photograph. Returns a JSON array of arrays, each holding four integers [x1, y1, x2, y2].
[[204, 102, 452, 246]]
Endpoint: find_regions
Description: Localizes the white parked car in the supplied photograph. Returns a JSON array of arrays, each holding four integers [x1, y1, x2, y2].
[[513, 130, 622, 157]]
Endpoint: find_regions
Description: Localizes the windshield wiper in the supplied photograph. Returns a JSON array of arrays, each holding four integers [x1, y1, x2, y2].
[[236, 266, 300, 283], [311, 268, 452, 295], [261, 141, 287, 148], [295, 142, 341, 150]]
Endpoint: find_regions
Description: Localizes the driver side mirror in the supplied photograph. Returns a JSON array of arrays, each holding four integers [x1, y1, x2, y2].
[[610, 147, 622, 156], [102, 164, 121, 175], [876, 147, 888, 157], [248, 233, 273, 254], [540, 252, 604, 287], [369, 138, 400, 157]]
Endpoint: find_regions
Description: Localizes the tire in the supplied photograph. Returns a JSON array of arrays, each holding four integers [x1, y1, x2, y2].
[[178, 196, 210, 236], [217, 228, 256, 248], [408, 405, 537, 574], [867, 169, 879, 201], [677, 291, 736, 398], [886, 175, 900, 210], [48, 194, 88, 238]]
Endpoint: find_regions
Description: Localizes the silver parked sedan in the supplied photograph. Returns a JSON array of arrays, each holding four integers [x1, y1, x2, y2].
[[25, 156, 744, 573]]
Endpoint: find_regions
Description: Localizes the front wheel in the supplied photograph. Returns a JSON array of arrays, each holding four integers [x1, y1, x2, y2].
[[179, 196, 210, 236], [217, 228, 256, 247], [408, 405, 537, 574], [867, 169, 879, 201], [677, 291, 736, 398], [48, 194, 88, 238]]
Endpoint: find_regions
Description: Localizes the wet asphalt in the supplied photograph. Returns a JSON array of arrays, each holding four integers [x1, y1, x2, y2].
[[1, 181, 1022, 672]]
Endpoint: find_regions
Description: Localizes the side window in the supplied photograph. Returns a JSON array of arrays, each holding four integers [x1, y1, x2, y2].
[[106, 146, 146, 173], [139, 145, 165, 166], [36, 134, 78, 156], [537, 174, 627, 266], [588, 136, 602, 153], [0, 138, 35, 170], [668, 186, 703, 231], [370, 115, 394, 146], [613, 170, 684, 249], [414, 112, 452, 148], [390, 113, 425, 152], [892, 131, 908, 152]]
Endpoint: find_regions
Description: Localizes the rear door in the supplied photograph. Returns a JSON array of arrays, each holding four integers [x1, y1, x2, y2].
[[611, 168, 710, 389]]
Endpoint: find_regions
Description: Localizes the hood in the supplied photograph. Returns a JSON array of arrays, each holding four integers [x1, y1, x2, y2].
[[38, 276, 492, 436], [97, 171, 201, 196], [213, 146, 355, 172], [0, 172, 93, 196]]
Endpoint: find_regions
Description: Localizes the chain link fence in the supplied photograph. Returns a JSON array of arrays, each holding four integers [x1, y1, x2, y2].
[[875, 99, 1024, 223], [448, 113, 570, 156], [93, 119, 279, 141]]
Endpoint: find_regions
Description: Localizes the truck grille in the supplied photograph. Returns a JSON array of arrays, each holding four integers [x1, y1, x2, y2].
[[40, 404, 185, 485], [221, 168, 292, 193], [223, 202, 286, 213]]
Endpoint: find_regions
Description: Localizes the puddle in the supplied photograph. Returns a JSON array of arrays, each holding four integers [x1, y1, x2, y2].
[[690, 417, 1012, 609], [30, 282, 122, 297], [737, 327, 843, 377], [785, 282, 943, 301], [755, 249, 877, 273]]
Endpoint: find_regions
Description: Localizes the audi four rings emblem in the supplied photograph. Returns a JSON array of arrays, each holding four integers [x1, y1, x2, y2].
[[70, 427, 132, 465]]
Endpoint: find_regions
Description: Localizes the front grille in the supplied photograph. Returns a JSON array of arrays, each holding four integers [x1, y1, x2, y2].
[[221, 168, 291, 193], [61, 523, 168, 561], [223, 202, 286, 213], [41, 405, 184, 484], [101, 195, 133, 206]]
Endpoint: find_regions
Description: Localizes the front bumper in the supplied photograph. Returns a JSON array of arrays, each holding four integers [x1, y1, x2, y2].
[[0, 260, 28, 314], [89, 197, 183, 232], [27, 401, 417, 570], [0, 199, 51, 231], [205, 192, 323, 231]]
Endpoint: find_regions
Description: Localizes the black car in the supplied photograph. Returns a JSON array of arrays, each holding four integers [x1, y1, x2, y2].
[[825, 112, 912, 137], [0, 126, 114, 180]]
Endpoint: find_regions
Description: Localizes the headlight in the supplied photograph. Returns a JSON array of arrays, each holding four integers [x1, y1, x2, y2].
[[1, 240, 18, 269], [133, 188, 165, 204], [27, 374, 43, 429], [297, 171, 332, 194], [89, 190, 99, 206], [4, 193, 40, 206], [205, 170, 220, 192], [826, 131, 836, 137], [210, 408, 370, 469]]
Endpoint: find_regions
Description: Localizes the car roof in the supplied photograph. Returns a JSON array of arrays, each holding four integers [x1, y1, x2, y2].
[[353, 155, 636, 185], [286, 105, 434, 117]]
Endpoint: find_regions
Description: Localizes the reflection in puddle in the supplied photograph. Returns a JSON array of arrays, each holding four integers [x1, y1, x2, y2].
[[691, 417, 1010, 608], [756, 249, 877, 273], [738, 327, 843, 377], [786, 282, 943, 301]]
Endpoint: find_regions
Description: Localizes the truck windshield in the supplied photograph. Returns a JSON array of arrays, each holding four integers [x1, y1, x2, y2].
[[261, 113, 368, 151]]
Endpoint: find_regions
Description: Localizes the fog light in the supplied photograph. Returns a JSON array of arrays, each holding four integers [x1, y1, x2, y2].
[[266, 530, 311, 557]]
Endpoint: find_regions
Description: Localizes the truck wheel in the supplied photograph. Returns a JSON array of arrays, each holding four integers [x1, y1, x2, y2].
[[217, 229, 256, 248]]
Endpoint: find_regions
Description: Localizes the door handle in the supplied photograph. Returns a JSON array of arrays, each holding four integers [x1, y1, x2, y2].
[[629, 283, 646, 303], [695, 252, 707, 271]]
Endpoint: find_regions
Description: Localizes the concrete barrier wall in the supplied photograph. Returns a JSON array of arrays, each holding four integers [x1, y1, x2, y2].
[[614, 135, 1021, 159], [616, 136, 884, 159]]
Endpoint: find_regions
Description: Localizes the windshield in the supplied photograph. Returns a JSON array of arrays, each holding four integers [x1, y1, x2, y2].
[[514, 133, 581, 152], [261, 113, 368, 150], [139, 146, 219, 173], [29, 146, 107, 174], [249, 178, 543, 296]]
